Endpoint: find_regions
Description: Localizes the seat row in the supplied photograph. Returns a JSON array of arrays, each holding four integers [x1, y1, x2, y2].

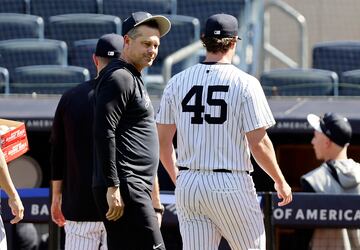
[[261, 40, 360, 96], [0, 0, 246, 30], [0, 13, 201, 93], [3, 66, 359, 96], [0, 65, 90, 94], [260, 68, 360, 96]]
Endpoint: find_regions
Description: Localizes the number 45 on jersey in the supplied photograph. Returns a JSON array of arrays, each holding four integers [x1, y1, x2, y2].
[[181, 85, 229, 125]]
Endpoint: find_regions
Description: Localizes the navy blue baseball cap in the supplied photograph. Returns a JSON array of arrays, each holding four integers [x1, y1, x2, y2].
[[95, 33, 124, 58], [307, 112, 352, 147], [204, 13, 241, 40], [122, 11, 171, 37]]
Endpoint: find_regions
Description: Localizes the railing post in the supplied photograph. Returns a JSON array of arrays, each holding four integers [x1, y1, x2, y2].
[[48, 185, 60, 250], [48, 221, 60, 250], [263, 192, 275, 250], [262, 0, 308, 71]]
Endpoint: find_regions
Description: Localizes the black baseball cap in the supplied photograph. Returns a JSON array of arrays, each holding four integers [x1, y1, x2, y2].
[[307, 112, 352, 147], [95, 33, 124, 58], [204, 13, 241, 40], [122, 11, 171, 37]]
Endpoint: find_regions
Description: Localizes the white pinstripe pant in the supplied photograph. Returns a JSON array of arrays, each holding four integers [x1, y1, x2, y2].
[[0, 216, 7, 250], [175, 170, 266, 250], [64, 220, 107, 250]]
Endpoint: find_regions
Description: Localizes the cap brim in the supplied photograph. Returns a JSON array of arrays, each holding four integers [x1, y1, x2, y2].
[[307, 114, 322, 132], [202, 34, 241, 40], [134, 15, 171, 37]]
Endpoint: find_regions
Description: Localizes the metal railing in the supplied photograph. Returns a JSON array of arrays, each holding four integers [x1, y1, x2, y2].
[[262, 0, 308, 72], [161, 40, 204, 85]]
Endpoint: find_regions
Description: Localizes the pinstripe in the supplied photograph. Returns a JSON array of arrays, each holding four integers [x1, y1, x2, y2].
[[176, 171, 265, 250], [157, 64, 274, 171], [157, 63, 270, 249], [0, 216, 7, 250], [211, 175, 247, 248], [64, 220, 107, 250], [235, 175, 261, 247], [213, 172, 263, 249]]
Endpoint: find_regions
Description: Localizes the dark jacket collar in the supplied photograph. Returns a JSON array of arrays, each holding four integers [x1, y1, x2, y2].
[[97, 58, 142, 79]]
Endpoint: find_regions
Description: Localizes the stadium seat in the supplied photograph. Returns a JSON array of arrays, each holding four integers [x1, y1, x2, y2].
[[144, 15, 200, 95], [48, 13, 121, 61], [11, 65, 90, 94], [0, 13, 44, 41], [102, 0, 175, 19], [0, 67, 10, 94], [0, 0, 30, 14], [71, 39, 98, 78], [0, 39, 67, 78], [30, 0, 101, 23], [147, 15, 200, 79], [177, 0, 246, 31], [312, 41, 360, 77], [176, 0, 252, 75], [339, 69, 360, 96], [260, 68, 338, 96]]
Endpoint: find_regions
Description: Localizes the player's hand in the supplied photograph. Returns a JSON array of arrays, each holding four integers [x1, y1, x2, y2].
[[8, 195, 24, 224], [51, 194, 66, 227], [106, 186, 124, 221], [274, 181, 292, 206]]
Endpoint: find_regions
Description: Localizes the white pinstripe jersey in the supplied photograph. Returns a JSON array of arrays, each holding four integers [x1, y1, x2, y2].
[[156, 62, 275, 171]]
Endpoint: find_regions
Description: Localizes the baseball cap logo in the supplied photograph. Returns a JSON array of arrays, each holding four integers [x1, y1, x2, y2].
[[214, 30, 221, 35], [107, 51, 115, 56]]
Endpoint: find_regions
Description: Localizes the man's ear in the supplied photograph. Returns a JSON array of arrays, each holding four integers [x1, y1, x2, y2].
[[92, 54, 99, 67], [325, 137, 333, 148], [230, 38, 237, 48], [123, 34, 131, 45]]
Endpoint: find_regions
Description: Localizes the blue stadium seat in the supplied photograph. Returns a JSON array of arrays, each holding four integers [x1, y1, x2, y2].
[[148, 15, 200, 76], [0, 67, 10, 94], [71, 39, 98, 78], [102, 0, 175, 19], [339, 69, 360, 96], [0, 13, 44, 40], [0, 39, 67, 78], [312, 41, 360, 77], [30, 0, 101, 23], [48, 13, 121, 61], [11, 65, 90, 94], [177, 0, 246, 31], [260, 68, 338, 96], [0, 0, 30, 14], [144, 15, 200, 95]]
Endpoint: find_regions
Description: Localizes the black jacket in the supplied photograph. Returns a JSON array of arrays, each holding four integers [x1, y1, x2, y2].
[[93, 59, 159, 191], [50, 79, 101, 221]]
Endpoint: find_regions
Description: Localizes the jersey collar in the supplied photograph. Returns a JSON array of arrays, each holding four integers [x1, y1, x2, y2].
[[200, 62, 231, 65]]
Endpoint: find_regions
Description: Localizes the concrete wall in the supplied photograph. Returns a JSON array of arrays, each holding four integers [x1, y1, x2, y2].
[[265, 0, 360, 69]]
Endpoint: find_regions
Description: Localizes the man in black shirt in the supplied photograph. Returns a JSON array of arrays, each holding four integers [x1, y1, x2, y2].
[[92, 12, 171, 250], [50, 33, 124, 249]]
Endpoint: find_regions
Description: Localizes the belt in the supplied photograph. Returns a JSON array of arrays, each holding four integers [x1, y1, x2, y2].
[[178, 166, 232, 173], [178, 166, 250, 174]]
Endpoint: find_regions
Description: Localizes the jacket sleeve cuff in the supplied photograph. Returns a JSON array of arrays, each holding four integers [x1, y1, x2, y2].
[[106, 178, 120, 188]]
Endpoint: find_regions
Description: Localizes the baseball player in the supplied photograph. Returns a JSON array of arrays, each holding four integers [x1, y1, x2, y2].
[[156, 13, 292, 250], [50, 34, 124, 250]]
